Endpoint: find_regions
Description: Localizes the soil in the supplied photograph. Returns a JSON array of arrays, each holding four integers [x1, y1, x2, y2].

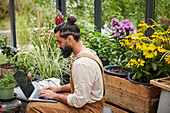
[[110, 69, 129, 74]]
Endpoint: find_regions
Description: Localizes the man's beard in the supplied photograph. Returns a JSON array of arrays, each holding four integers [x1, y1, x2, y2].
[[60, 44, 73, 58]]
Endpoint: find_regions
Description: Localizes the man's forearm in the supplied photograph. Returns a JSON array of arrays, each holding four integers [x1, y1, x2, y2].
[[58, 84, 71, 92], [54, 93, 68, 104]]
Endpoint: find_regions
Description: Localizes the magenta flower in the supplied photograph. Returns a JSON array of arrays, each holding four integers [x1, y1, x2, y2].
[[111, 17, 119, 23], [114, 32, 120, 37], [111, 17, 121, 26], [110, 26, 116, 30]]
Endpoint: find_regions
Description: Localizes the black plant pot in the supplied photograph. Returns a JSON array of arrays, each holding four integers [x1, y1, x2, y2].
[[127, 73, 152, 86], [104, 65, 130, 78]]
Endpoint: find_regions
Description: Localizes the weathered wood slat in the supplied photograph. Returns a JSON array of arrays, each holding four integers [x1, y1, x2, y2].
[[150, 77, 170, 91], [105, 73, 161, 99]]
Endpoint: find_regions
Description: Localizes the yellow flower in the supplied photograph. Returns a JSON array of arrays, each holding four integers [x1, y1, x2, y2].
[[166, 29, 170, 34], [165, 55, 170, 64], [136, 42, 145, 50], [158, 45, 167, 53], [154, 47, 159, 56], [137, 28, 144, 32], [125, 39, 133, 46], [138, 21, 145, 26], [136, 36, 143, 41], [151, 22, 158, 27], [143, 47, 155, 58], [135, 59, 145, 68], [151, 23, 161, 28], [157, 30, 165, 36], [138, 22, 150, 31], [120, 42, 125, 47], [126, 59, 136, 67], [129, 44, 134, 49], [125, 34, 133, 39]]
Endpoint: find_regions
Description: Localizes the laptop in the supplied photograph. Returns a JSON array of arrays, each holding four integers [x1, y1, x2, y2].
[[13, 69, 58, 103]]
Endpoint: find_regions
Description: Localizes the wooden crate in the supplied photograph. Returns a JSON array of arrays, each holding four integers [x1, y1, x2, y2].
[[150, 77, 170, 91], [104, 73, 161, 113]]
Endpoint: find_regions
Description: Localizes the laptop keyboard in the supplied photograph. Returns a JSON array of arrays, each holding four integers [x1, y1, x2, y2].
[[32, 89, 41, 99]]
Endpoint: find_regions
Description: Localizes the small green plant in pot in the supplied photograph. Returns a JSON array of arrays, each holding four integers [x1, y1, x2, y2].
[[0, 73, 16, 99], [125, 21, 170, 84]]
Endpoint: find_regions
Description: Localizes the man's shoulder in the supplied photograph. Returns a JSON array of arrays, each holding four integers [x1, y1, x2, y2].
[[73, 56, 97, 65], [73, 51, 101, 67]]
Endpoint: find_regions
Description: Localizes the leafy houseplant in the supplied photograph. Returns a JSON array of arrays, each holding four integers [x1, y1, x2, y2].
[[0, 35, 18, 63], [104, 17, 135, 76], [79, 20, 114, 66], [13, 33, 70, 85], [0, 35, 18, 76], [0, 73, 16, 99], [125, 22, 170, 83]]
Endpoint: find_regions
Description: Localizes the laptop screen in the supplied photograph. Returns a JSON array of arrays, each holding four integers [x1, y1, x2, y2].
[[13, 70, 35, 98]]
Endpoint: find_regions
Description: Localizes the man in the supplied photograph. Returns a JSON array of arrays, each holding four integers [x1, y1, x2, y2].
[[26, 16, 105, 113]]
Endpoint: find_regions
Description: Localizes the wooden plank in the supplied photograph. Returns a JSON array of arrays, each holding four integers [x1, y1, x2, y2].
[[150, 77, 170, 91], [104, 103, 129, 113], [104, 85, 159, 113], [104, 73, 161, 99]]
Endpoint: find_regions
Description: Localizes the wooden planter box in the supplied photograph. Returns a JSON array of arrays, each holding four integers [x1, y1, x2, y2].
[[104, 73, 161, 113]]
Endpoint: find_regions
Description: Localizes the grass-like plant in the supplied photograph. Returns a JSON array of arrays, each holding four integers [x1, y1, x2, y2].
[[13, 34, 70, 85]]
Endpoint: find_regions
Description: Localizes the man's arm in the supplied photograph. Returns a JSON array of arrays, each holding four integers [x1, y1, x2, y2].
[[39, 89, 68, 104], [57, 84, 71, 92], [39, 84, 71, 104], [42, 83, 71, 92]]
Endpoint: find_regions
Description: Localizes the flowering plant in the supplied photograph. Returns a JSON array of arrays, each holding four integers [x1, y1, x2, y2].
[[125, 22, 170, 83], [109, 17, 135, 73]]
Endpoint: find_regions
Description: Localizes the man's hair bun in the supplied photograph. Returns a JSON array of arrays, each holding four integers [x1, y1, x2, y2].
[[67, 16, 77, 25]]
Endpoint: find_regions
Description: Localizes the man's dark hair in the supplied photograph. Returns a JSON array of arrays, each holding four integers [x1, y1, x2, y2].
[[54, 16, 80, 42]]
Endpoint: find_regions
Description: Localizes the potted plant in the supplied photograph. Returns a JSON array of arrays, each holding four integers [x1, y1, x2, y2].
[[124, 21, 170, 85], [104, 21, 164, 113], [0, 35, 18, 77], [0, 72, 16, 100], [104, 17, 135, 77]]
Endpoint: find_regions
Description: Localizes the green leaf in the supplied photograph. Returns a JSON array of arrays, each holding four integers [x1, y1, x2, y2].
[[156, 70, 163, 76], [151, 63, 157, 71], [132, 73, 137, 80], [142, 71, 150, 75]]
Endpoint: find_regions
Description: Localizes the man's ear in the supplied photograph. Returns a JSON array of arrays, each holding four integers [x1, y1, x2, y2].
[[67, 35, 74, 43]]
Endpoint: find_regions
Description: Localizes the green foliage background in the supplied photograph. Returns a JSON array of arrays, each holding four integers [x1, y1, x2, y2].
[[0, 0, 169, 80]]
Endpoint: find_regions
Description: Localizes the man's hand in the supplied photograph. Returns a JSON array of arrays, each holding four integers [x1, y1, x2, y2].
[[42, 86, 61, 93], [38, 89, 57, 99], [38, 89, 68, 104]]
